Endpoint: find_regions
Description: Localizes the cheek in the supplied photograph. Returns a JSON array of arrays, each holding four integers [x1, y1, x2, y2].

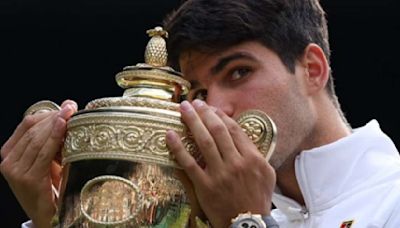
[[238, 78, 289, 110], [238, 79, 300, 133]]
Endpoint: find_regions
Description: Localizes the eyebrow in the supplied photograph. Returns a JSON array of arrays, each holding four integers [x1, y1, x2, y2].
[[210, 52, 257, 75]]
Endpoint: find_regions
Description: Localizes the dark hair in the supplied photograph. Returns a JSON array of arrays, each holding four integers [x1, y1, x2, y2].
[[163, 0, 339, 102]]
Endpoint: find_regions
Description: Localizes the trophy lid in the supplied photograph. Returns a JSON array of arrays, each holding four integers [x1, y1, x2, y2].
[[83, 26, 191, 112]]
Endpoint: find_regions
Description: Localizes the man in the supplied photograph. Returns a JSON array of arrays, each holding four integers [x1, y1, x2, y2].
[[164, 0, 400, 227], [1, 1, 400, 228], [162, 0, 400, 227]]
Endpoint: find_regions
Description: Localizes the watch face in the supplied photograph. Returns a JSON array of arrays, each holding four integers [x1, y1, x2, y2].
[[237, 218, 263, 228]]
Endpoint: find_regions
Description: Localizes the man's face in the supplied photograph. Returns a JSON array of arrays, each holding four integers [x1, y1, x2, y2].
[[179, 41, 316, 169]]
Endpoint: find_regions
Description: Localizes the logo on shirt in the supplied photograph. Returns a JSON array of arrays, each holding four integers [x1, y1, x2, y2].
[[340, 220, 354, 228]]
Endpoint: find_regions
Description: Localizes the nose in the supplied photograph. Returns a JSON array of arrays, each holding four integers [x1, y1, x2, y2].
[[205, 87, 234, 117]]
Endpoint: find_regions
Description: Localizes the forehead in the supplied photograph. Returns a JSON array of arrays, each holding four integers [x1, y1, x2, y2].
[[177, 41, 279, 82], [178, 49, 216, 82]]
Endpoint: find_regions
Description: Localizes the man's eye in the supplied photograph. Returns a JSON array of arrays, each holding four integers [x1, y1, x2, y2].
[[231, 68, 251, 81], [189, 89, 208, 101]]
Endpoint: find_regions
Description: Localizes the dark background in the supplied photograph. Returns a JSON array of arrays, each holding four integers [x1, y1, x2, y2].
[[1, 0, 399, 226]]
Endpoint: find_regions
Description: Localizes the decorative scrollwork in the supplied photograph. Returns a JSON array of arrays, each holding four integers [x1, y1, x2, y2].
[[147, 131, 169, 156], [91, 125, 118, 150], [63, 109, 276, 167], [118, 126, 144, 151], [62, 113, 184, 167]]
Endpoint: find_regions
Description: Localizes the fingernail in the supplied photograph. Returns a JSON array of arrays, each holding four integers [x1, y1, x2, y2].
[[62, 100, 77, 109], [192, 99, 205, 108], [180, 101, 193, 112], [166, 130, 179, 149], [69, 102, 78, 111]]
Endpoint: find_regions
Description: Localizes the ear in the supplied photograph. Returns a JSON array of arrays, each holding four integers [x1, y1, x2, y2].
[[299, 43, 330, 95]]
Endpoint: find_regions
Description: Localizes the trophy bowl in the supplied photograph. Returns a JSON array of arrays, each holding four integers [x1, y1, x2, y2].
[[24, 27, 277, 228]]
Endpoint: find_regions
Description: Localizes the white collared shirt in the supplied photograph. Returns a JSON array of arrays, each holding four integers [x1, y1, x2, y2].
[[272, 120, 400, 227]]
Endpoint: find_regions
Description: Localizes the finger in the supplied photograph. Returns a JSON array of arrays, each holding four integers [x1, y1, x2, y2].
[[166, 130, 205, 183], [1, 111, 55, 160], [192, 100, 241, 162], [58, 104, 77, 120], [50, 161, 62, 190], [61, 99, 78, 112], [4, 113, 55, 164], [54, 104, 75, 163], [29, 116, 67, 178], [216, 110, 259, 157], [16, 114, 56, 174], [180, 101, 223, 168]]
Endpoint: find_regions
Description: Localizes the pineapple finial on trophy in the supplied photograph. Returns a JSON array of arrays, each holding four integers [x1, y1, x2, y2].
[[145, 26, 169, 67], [114, 26, 190, 101]]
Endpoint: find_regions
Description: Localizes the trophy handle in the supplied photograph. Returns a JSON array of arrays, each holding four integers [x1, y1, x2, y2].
[[183, 109, 277, 165], [24, 100, 61, 117], [236, 109, 277, 161]]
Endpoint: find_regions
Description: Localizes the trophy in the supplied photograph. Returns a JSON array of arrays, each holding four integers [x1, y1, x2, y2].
[[24, 26, 277, 227]]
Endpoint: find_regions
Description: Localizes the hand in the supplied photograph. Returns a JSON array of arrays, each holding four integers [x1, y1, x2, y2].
[[166, 100, 276, 228], [1, 100, 77, 228]]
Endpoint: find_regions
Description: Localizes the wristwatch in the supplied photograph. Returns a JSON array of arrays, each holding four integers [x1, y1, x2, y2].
[[231, 212, 279, 228]]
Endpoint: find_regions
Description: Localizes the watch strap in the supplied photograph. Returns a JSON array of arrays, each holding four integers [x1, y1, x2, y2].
[[231, 212, 279, 228], [262, 215, 279, 228]]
